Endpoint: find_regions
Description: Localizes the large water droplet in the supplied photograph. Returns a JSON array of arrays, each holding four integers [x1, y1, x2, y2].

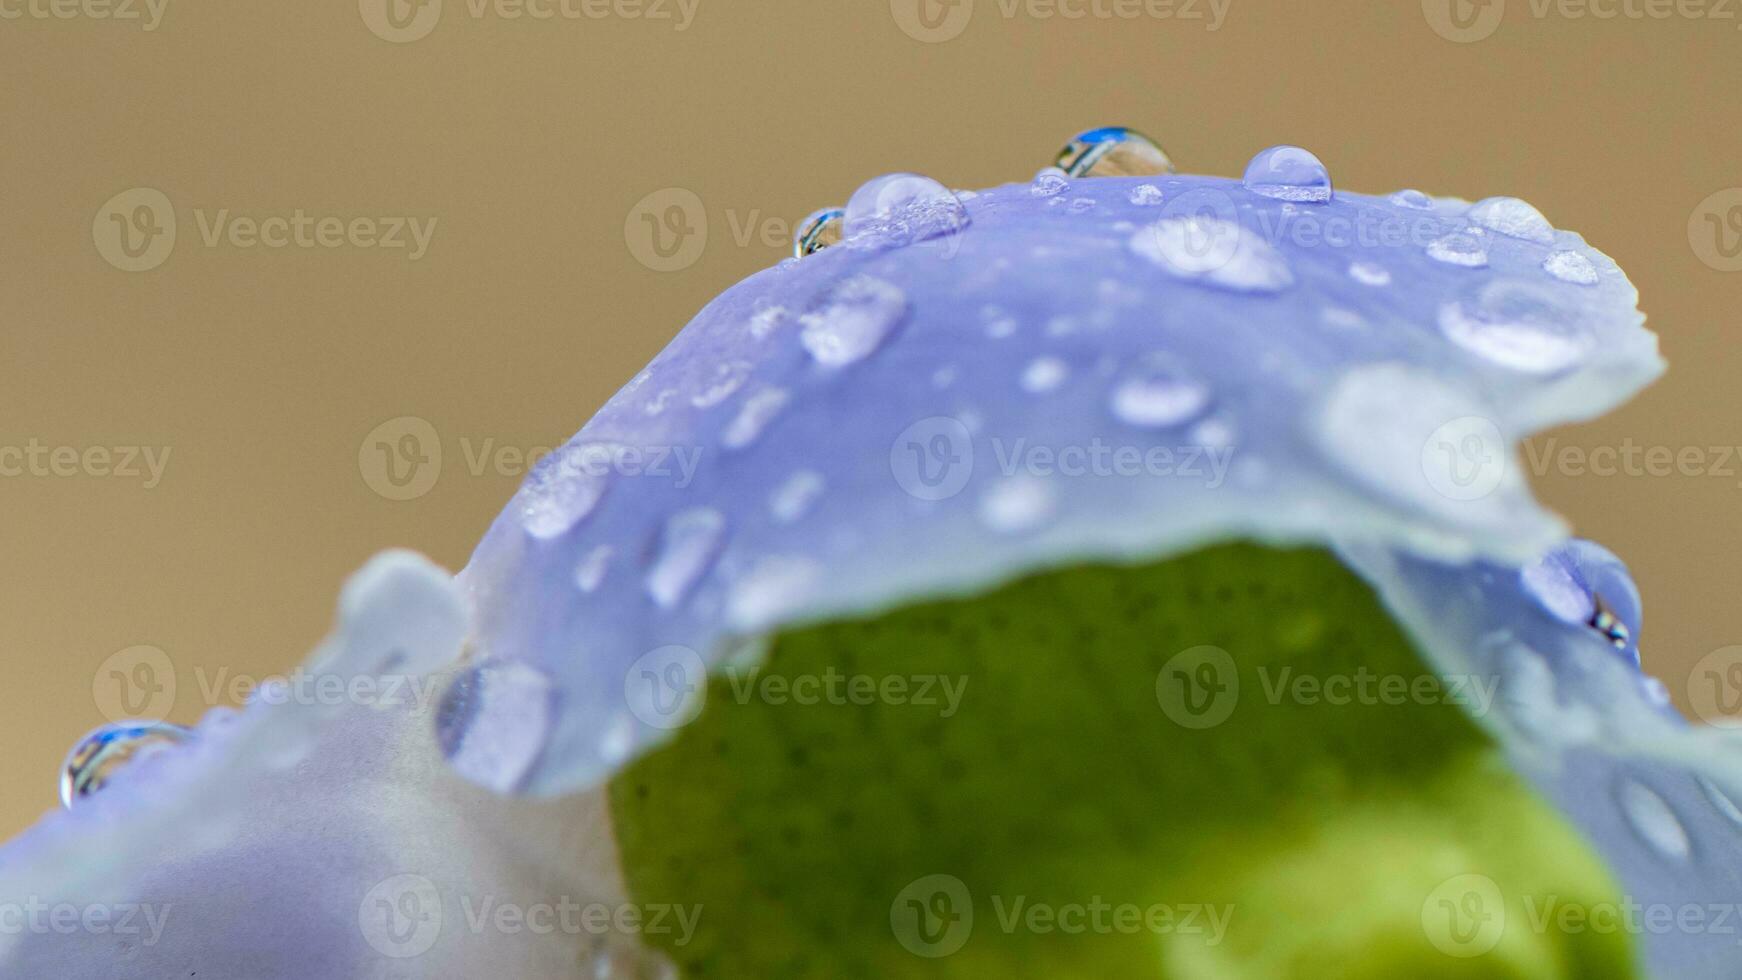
[[1618, 779, 1691, 860], [1109, 356, 1212, 429], [1241, 145, 1333, 203], [437, 661, 553, 795], [769, 469, 825, 524], [519, 441, 622, 539], [843, 173, 968, 248], [61, 721, 193, 809], [978, 475, 1059, 534], [1438, 281, 1594, 375], [1055, 126, 1174, 178], [1519, 541, 1642, 656], [1030, 168, 1070, 199], [1544, 250, 1599, 285], [793, 207, 844, 258], [1426, 232, 1490, 268], [799, 275, 910, 368], [1021, 356, 1069, 394], [646, 507, 727, 609], [1129, 218, 1294, 294], [1468, 196, 1555, 244], [722, 387, 791, 450]]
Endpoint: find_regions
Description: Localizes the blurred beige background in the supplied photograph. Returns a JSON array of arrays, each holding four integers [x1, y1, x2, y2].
[[2, 0, 1739, 836]]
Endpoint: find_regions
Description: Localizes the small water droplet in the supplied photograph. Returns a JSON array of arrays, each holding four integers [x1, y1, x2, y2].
[[1390, 189, 1435, 210], [1068, 197, 1097, 213], [1544, 250, 1599, 285], [1618, 779, 1691, 860], [727, 555, 823, 631], [793, 207, 845, 258], [748, 304, 788, 340], [843, 173, 968, 248], [769, 470, 825, 524], [690, 360, 753, 408], [519, 441, 622, 539], [61, 721, 193, 809], [1426, 232, 1490, 268], [978, 476, 1058, 534], [799, 275, 910, 368], [1031, 168, 1070, 198], [1349, 261, 1391, 286], [1110, 357, 1211, 429], [1698, 775, 1742, 828], [574, 545, 614, 593], [1468, 196, 1555, 244], [1128, 184, 1165, 206], [1021, 356, 1070, 394], [1056, 126, 1174, 178], [437, 661, 553, 795], [722, 387, 791, 450], [1242, 145, 1333, 203], [1129, 217, 1295, 293], [1438, 281, 1594, 374], [646, 507, 727, 609]]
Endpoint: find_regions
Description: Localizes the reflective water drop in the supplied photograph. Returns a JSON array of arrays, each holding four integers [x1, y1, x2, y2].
[[1425, 232, 1490, 268], [1241, 145, 1333, 203], [793, 207, 845, 258], [1056, 126, 1174, 178], [1390, 189, 1435, 210], [843, 173, 968, 247], [769, 469, 825, 524], [1544, 250, 1599, 285], [519, 441, 622, 539], [436, 661, 553, 795], [722, 387, 791, 450], [978, 476, 1058, 534], [1109, 357, 1211, 429], [1468, 196, 1555, 244], [1521, 553, 1594, 625], [1129, 218, 1295, 293], [574, 544, 613, 593], [1349, 261, 1391, 286], [1021, 356, 1069, 394], [690, 360, 752, 408], [61, 721, 193, 809], [1618, 779, 1691, 860], [1128, 184, 1165, 206], [1438, 281, 1594, 374], [646, 507, 727, 609], [1520, 541, 1642, 656], [1030, 168, 1070, 198], [798, 275, 910, 368]]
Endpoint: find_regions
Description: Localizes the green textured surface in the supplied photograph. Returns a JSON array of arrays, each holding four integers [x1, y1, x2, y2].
[[609, 544, 1638, 978]]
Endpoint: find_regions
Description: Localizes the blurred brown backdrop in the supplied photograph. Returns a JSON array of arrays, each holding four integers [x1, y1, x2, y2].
[[1, 0, 1739, 835]]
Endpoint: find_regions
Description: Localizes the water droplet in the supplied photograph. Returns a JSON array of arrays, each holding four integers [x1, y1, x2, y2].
[[748, 304, 788, 340], [519, 441, 622, 539], [1520, 553, 1594, 626], [646, 507, 727, 609], [799, 275, 910, 368], [1030, 168, 1070, 198], [1056, 126, 1174, 178], [574, 545, 613, 593], [1698, 775, 1742, 828], [1128, 184, 1165, 206], [722, 387, 791, 450], [1349, 261, 1391, 286], [978, 476, 1058, 534], [1425, 232, 1490, 268], [1068, 197, 1097, 213], [1129, 218, 1295, 293], [690, 360, 752, 408], [61, 721, 193, 809], [769, 470, 825, 524], [1390, 189, 1435, 210], [1438, 281, 1594, 374], [1110, 357, 1211, 429], [727, 555, 823, 632], [1241, 145, 1333, 203], [793, 207, 845, 258], [437, 661, 553, 795], [1618, 779, 1691, 860], [1468, 196, 1555, 244], [1021, 356, 1069, 393], [1544, 250, 1599, 285], [843, 173, 968, 248]]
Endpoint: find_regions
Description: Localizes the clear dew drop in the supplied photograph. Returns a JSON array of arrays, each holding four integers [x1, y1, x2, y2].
[[722, 386, 791, 450], [1109, 357, 1212, 429], [1438, 281, 1595, 375], [519, 441, 622, 539], [1030, 168, 1070, 198], [1021, 356, 1070, 394], [978, 475, 1059, 534], [1468, 196, 1556, 244], [1390, 189, 1435, 210], [1544, 249, 1599, 285], [1128, 184, 1165, 206], [646, 507, 728, 609], [769, 469, 825, 524], [793, 207, 845, 258], [1241, 145, 1333, 203], [574, 544, 614, 593], [436, 661, 554, 795], [1056, 126, 1175, 178], [1425, 232, 1490, 268], [843, 173, 968, 247], [1129, 217, 1295, 294], [61, 721, 193, 809], [798, 275, 910, 368], [690, 360, 753, 408], [1520, 553, 1594, 625], [1349, 261, 1391, 286], [1617, 779, 1691, 861]]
